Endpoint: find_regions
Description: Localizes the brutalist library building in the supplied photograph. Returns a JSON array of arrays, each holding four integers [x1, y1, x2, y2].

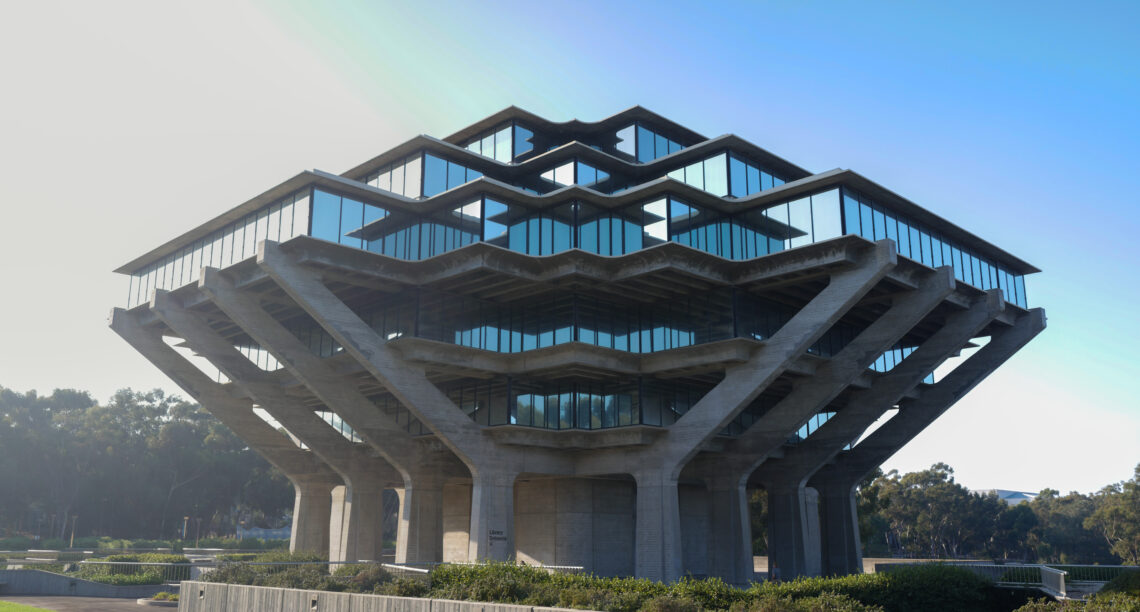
[[112, 107, 1043, 582]]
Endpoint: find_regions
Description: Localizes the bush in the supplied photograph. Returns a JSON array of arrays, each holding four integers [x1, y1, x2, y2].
[[375, 577, 430, 598], [733, 592, 884, 612], [217, 550, 325, 563], [1014, 593, 1140, 611], [1100, 569, 1140, 597], [0, 536, 34, 550], [754, 564, 993, 612]]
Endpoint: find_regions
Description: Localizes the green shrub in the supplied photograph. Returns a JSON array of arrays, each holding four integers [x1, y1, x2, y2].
[[641, 595, 701, 612], [217, 550, 325, 563], [374, 577, 430, 598], [0, 536, 33, 550], [22, 563, 67, 574], [733, 592, 884, 612], [1014, 593, 1140, 611], [80, 570, 165, 585], [753, 564, 992, 612], [1100, 569, 1140, 597]]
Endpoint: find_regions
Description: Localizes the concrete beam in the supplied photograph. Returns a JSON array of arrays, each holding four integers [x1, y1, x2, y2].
[[808, 307, 1046, 574], [755, 290, 1005, 483], [148, 291, 397, 562], [108, 308, 340, 554], [199, 268, 467, 562]]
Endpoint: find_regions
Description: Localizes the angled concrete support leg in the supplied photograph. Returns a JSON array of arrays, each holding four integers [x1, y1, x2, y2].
[[808, 308, 1046, 572], [292, 480, 334, 554], [468, 471, 518, 562], [109, 308, 342, 556], [148, 291, 398, 562], [704, 476, 753, 585], [398, 475, 445, 563], [634, 470, 684, 583]]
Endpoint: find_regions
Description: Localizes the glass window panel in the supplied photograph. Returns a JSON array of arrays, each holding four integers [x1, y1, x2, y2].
[[311, 190, 341, 243], [942, 241, 953, 271], [423, 154, 447, 197], [513, 125, 534, 158], [909, 226, 923, 262], [293, 193, 310, 237], [655, 134, 668, 159], [704, 153, 728, 197], [873, 207, 886, 240], [893, 219, 908, 257], [392, 162, 405, 196], [859, 204, 874, 241], [242, 216, 256, 260], [480, 134, 494, 158], [1015, 276, 1026, 307], [787, 196, 813, 248], [267, 205, 281, 242], [377, 169, 391, 192], [554, 161, 574, 186], [842, 191, 861, 235], [484, 198, 509, 242], [884, 212, 898, 245], [637, 125, 654, 162], [446, 161, 466, 190], [494, 127, 511, 162], [747, 165, 761, 196], [811, 189, 848, 239], [642, 198, 668, 243], [931, 237, 944, 267], [764, 203, 790, 252], [404, 156, 422, 198], [255, 210, 268, 245], [615, 125, 635, 157], [762, 172, 774, 191], [729, 155, 747, 197], [577, 161, 596, 185], [340, 198, 364, 248]]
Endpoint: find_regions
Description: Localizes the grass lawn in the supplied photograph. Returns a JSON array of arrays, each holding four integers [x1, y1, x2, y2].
[[0, 602, 51, 612]]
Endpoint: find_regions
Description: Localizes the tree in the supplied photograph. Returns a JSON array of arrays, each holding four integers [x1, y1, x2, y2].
[[1085, 463, 1140, 565], [1028, 489, 1114, 564]]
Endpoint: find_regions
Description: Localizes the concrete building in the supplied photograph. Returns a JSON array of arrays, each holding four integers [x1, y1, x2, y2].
[[110, 107, 1044, 582]]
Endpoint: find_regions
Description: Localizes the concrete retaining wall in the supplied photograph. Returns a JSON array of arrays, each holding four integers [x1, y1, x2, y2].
[[178, 581, 586, 612], [0, 569, 173, 598]]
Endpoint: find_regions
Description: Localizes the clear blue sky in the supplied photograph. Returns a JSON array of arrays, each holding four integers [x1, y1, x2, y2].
[[0, 1, 1136, 494]]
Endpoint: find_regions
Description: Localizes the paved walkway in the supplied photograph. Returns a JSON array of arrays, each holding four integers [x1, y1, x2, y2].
[[0, 595, 151, 611]]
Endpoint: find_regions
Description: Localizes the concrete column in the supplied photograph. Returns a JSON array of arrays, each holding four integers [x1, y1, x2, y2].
[[764, 478, 822, 579], [634, 470, 683, 582], [814, 480, 862, 576], [291, 480, 334, 554], [704, 476, 753, 585], [397, 475, 445, 563], [467, 471, 517, 562], [329, 482, 386, 562]]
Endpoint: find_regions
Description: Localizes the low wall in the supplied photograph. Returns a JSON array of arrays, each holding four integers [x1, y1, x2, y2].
[[178, 581, 585, 612], [0, 569, 173, 598]]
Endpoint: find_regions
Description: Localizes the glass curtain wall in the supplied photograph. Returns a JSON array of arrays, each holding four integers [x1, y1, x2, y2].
[[841, 187, 1027, 307], [441, 377, 716, 430], [125, 190, 310, 308], [615, 124, 685, 162], [464, 122, 535, 162], [666, 152, 786, 198]]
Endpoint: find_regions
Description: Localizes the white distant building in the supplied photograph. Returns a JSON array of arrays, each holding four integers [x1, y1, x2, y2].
[[977, 489, 1039, 505]]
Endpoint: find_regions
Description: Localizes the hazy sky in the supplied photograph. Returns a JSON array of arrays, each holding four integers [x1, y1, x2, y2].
[[1, 1, 1136, 494]]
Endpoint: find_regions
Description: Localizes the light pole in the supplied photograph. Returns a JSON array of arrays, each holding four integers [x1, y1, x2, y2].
[[182, 516, 189, 541], [194, 517, 202, 548], [69, 515, 78, 549]]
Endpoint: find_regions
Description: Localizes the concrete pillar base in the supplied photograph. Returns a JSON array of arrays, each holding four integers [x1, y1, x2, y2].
[[329, 483, 386, 562], [766, 481, 822, 579], [291, 480, 334, 554], [815, 480, 863, 575], [397, 478, 445, 563], [468, 471, 517, 562], [634, 471, 683, 583]]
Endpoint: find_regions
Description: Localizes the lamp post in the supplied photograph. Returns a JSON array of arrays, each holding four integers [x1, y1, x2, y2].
[[69, 515, 78, 549], [194, 517, 202, 548], [182, 516, 189, 541]]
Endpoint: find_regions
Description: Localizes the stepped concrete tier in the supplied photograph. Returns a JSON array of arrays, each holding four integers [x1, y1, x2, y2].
[[111, 106, 1043, 582]]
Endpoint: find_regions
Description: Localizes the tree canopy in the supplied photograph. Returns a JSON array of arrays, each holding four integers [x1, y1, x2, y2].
[[0, 387, 292, 542]]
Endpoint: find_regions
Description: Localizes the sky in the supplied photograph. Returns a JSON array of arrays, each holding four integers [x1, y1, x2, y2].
[[0, 0, 1137, 495]]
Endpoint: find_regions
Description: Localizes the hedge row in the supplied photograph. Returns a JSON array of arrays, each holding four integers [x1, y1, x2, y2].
[[203, 561, 1046, 612]]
